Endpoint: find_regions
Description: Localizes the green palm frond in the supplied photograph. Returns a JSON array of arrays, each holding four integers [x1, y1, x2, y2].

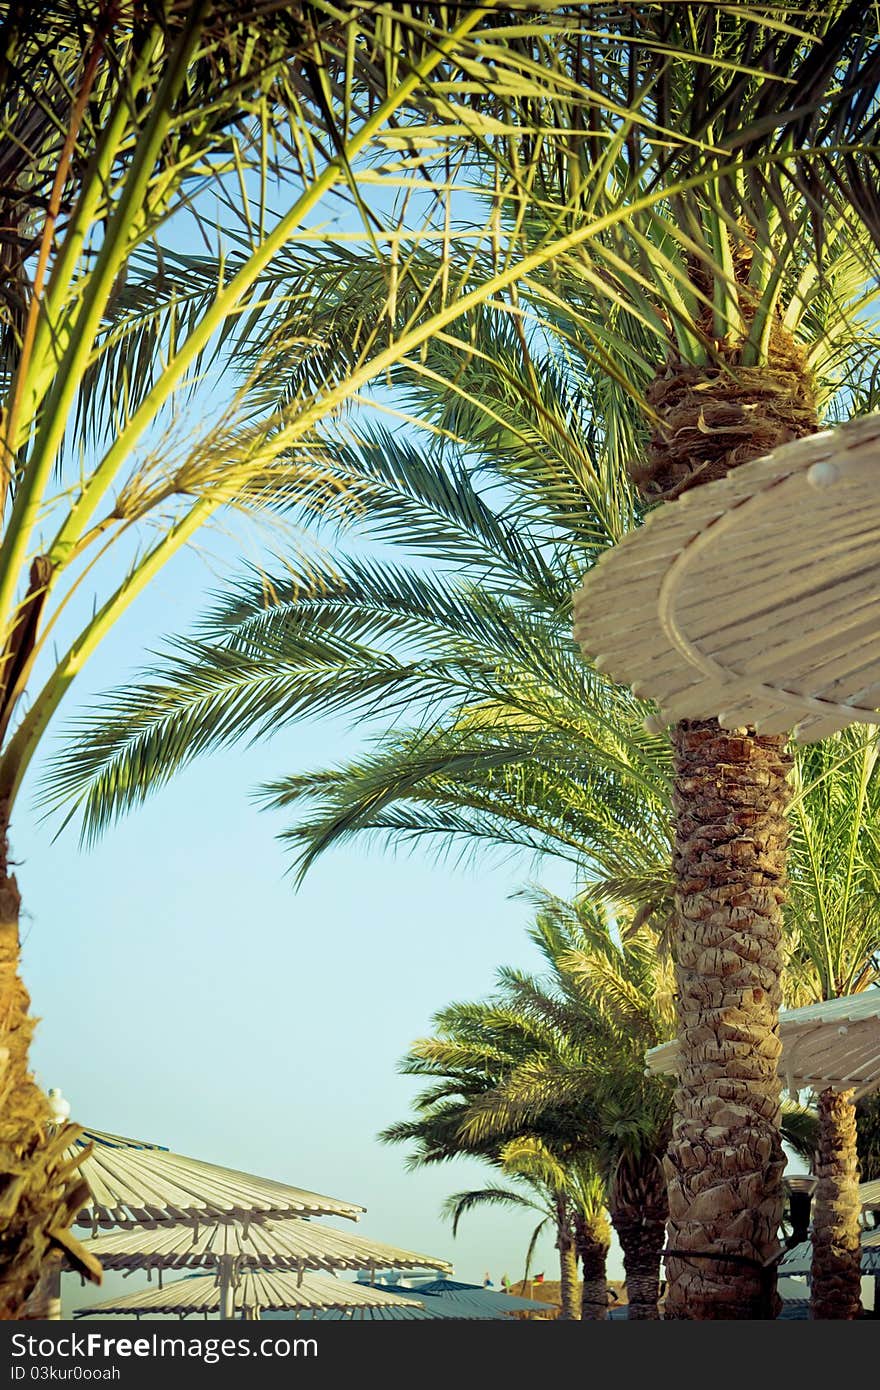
[[442, 1186, 545, 1238]]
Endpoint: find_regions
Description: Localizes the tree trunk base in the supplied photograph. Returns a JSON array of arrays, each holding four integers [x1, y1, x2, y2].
[[811, 1088, 862, 1320]]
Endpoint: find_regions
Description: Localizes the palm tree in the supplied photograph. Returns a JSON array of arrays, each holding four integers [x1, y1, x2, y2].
[[444, 1145, 610, 1322], [782, 730, 880, 1318], [458, 896, 676, 1319], [380, 997, 610, 1321], [488, 9, 880, 1319], [40, 8, 880, 1318], [1, 0, 639, 1314]]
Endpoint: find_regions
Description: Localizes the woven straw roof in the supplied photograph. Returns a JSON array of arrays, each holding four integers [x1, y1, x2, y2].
[[645, 990, 880, 1099], [573, 413, 880, 744], [69, 1129, 363, 1230], [75, 1271, 419, 1317], [83, 1218, 450, 1275], [299, 1304, 436, 1320], [388, 1277, 550, 1313]]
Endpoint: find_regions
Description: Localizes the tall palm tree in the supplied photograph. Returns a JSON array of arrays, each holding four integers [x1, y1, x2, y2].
[[782, 730, 880, 1318], [487, 9, 880, 1319], [40, 7, 880, 1318], [1, 0, 638, 1315]]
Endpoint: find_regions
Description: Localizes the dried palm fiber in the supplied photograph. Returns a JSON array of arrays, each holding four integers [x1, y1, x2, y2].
[[634, 232, 817, 1320], [632, 243, 816, 503], [811, 1089, 862, 1320], [0, 817, 99, 1317]]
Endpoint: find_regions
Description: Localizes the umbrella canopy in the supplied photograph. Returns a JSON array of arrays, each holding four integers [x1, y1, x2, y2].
[[353, 1278, 552, 1318], [68, 1127, 364, 1230], [573, 412, 880, 744], [299, 1304, 436, 1321], [780, 1234, 880, 1277], [83, 1219, 451, 1276], [860, 1179, 880, 1212], [776, 1277, 811, 1307], [645, 990, 880, 1100], [75, 1271, 420, 1318], [405, 1277, 551, 1313]]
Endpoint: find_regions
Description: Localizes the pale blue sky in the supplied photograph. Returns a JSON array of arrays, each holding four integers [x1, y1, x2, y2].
[[20, 150, 599, 1315], [15, 532, 618, 1311]]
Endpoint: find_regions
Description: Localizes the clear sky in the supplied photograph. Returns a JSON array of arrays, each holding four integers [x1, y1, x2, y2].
[[15, 524, 623, 1312]]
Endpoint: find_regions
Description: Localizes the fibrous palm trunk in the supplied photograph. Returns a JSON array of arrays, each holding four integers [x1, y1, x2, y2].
[[0, 816, 93, 1316], [635, 310, 817, 1318], [573, 1210, 610, 1320], [611, 1158, 668, 1320], [810, 1088, 862, 1320], [662, 722, 791, 1319], [555, 1201, 581, 1319]]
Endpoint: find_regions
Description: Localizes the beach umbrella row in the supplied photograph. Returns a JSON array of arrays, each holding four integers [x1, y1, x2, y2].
[[76, 1272, 422, 1319], [49, 1096, 449, 1321], [83, 1218, 450, 1278]]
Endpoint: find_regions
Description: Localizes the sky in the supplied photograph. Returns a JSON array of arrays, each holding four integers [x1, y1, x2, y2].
[[15, 526, 620, 1314], [9, 127, 628, 1315]]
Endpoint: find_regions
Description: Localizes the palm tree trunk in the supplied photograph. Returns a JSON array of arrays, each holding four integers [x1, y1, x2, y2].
[[663, 722, 791, 1320], [611, 1158, 668, 1320], [21, 1256, 62, 1319], [635, 292, 817, 1322], [810, 1088, 862, 1320], [555, 1199, 580, 1319], [573, 1211, 610, 1320], [0, 812, 89, 1317]]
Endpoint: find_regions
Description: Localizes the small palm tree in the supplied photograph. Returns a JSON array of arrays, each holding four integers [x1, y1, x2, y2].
[[381, 999, 609, 1321], [459, 896, 676, 1319], [444, 1144, 610, 1322]]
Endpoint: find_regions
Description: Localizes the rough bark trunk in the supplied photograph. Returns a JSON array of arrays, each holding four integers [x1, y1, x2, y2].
[[0, 813, 95, 1317], [632, 279, 817, 1321], [611, 1158, 668, 1319], [573, 1211, 610, 1320], [662, 723, 791, 1320], [21, 1256, 62, 1319], [810, 1088, 862, 1320], [556, 1215, 581, 1320]]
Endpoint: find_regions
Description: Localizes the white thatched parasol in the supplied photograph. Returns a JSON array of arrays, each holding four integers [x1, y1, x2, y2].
[[645, 990, 880, 1100], [74, 1270, 423, 1319], [573, 413, 880, 743], [49, 1093, 364, 1320], [56, 1105, 363, 1231], [83, 1218, 451, 1279]]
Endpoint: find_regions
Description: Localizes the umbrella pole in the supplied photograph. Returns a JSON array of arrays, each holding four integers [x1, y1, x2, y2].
[[218, 1255, 234, 1320]]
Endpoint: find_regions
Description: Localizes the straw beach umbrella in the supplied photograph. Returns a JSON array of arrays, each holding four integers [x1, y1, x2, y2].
[[81, 1218, 450, 1315], [37, 1094, 364, 1319], [75, 1271, 423, 1319], [646, 992, 880, 1317], [352, 1277, 553, 1319], [66, 1129, 363, 1230], [83, 1219, 450, 1277], [573, 415, 880, 745]]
